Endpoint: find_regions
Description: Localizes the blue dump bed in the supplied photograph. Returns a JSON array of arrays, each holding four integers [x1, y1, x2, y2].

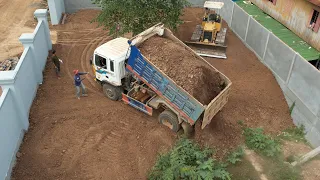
[[126, 43, 205, 125], [125, 28, 232, 128]]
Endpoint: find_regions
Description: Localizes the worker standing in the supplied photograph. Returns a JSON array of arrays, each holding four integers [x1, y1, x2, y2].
[[73, 69, 89, 99], [51, 50, 62, 79]]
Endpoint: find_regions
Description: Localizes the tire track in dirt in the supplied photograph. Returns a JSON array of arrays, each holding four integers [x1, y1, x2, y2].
[[63, 30, 102, 94], [79, 34, 112, 93], [12, 10, 176, 180], [56, 29, 143, 178]]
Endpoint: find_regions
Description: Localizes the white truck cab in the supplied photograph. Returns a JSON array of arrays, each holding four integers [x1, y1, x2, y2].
[[91, 23, 164, 101], [93, 37, 130, 86]]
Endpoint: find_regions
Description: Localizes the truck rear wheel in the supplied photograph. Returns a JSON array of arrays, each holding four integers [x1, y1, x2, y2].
[[103, 83, 123, 101], [159, 110, 180, 132]]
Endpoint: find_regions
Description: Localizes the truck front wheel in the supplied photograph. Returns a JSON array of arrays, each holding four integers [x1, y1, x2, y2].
[[159, 110, 180, 132], [102, 83, 123, 101]]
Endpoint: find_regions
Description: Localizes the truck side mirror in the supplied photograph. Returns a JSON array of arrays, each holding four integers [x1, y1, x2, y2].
[[89, 56, 93, 65]]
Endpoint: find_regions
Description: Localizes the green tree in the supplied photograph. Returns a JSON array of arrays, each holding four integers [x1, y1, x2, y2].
[[92, 0, 190, 36]]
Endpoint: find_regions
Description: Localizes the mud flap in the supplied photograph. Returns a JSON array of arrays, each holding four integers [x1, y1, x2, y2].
[[122, 93, 153, 116]]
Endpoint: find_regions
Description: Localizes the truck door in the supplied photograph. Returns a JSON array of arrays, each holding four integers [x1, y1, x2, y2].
[[94, 54, 117, 85]]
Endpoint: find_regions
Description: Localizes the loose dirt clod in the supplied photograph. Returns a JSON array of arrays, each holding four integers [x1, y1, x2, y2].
[[140, 36, 223, 105]]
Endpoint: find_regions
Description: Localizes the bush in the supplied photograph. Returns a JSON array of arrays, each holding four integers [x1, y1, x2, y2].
[[226, 146, 245, 165], [243, 127, 281, 157], [148, 138, 231, 180]]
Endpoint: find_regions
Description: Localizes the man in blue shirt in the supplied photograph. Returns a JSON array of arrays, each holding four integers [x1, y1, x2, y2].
[[73, 69, 89, 99]]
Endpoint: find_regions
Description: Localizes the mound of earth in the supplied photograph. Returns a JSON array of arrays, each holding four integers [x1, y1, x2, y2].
[[139, 36, 223, 105]]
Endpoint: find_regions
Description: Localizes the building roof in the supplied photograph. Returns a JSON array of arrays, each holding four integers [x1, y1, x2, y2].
[[237, 1, 320, 61]]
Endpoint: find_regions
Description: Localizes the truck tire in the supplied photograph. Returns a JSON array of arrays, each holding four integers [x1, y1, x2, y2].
[[159, 110, 180, 132], [102, 83, 123, 101]]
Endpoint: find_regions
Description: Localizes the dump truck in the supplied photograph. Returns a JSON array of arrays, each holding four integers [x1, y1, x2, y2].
[[185, 1, 228, 59], [90, 23, 231, 134]]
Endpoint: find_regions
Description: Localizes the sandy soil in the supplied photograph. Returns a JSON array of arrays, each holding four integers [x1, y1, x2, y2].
[[12, 8, 297, 179], [0, 0, 48, 61]]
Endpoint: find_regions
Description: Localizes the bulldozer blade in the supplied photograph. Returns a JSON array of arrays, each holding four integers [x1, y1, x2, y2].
[[185, 42, 227, 59]]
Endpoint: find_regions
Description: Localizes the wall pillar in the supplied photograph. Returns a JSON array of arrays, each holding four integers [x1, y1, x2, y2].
[[19, 34, 43, 84], [34, 9, 52, 50]]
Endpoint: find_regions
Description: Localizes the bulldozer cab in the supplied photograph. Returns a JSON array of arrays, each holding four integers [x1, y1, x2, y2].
[[200, 12, 221, 43], [202, 9, 221, 23]]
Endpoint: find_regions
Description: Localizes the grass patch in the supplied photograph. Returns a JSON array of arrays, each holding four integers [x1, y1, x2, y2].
[[279, 125, 307, 143], [227, 157, 261, 180], [226, 146, 245, 165], [286, 155, 298, 163], [243, 127, 281, 157], [263, 158, 302, 180], [289, 101, 296, 115]]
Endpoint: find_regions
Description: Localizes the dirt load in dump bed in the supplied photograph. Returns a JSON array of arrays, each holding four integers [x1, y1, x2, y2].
[[139, 36, 223, 105]]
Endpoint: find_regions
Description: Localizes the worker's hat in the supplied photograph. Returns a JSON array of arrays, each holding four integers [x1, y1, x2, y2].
[[73, 69, 79, 74]]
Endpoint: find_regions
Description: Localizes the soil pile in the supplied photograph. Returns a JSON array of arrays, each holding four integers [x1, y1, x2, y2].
[[139, 36, 223, 105]]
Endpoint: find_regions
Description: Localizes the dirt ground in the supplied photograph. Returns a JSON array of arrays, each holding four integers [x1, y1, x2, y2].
[[0, 0, 44, 95], [140, 36, 223, 105], [0, 0, 48, 61], [12, 8, 296, 179], [176, 8, 294, 153]]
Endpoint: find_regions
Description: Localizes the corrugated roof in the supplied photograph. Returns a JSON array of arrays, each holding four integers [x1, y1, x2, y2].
[[236, 1, 320, 61]]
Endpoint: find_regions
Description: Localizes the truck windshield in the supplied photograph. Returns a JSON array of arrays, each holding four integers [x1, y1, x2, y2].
[[95, 55, 107, 69]]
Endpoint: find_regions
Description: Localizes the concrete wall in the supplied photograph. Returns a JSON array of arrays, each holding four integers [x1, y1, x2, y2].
[[217, 0, 320, 147], [0, 88, 25, 180], [250, 0, 320, 51], [0, 9, 52, 180], [48, 0, 65, 25], [189, 0, 207, 6], [64, 0, 100, 13]]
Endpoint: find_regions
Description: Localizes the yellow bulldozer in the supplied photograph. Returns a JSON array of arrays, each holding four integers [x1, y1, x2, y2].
[[185, 1, 227, 59]]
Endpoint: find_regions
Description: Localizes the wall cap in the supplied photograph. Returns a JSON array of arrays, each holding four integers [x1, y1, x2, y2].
[[34, 9, 48, 18], [19, 33, 35, 44]]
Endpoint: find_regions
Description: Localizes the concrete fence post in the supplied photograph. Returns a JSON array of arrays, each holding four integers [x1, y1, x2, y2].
[[48, 0, 66, 25], [34, 9, 52, 50], [19, 34, 43, 84], [229, 1, 235, 27], [262, 32, 271, 62], [286, 53, 297, 84], [244, 16, 251, 42]]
